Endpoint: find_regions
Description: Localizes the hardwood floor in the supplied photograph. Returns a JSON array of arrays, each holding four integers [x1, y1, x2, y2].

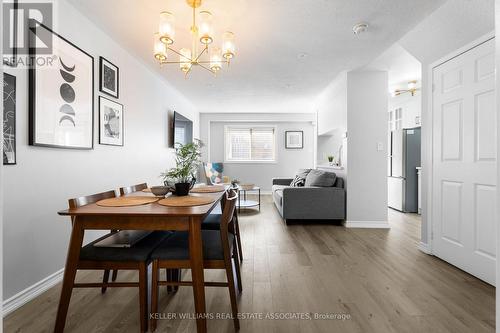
[[4, 195, 495, 332]]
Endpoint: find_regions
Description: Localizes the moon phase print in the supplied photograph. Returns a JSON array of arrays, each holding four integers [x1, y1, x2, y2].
[[29, 20, 94, 149]]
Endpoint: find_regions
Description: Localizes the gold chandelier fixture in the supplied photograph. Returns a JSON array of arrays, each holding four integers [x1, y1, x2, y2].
[[153, 0, 236, 77], [393, 80, 419, 97]]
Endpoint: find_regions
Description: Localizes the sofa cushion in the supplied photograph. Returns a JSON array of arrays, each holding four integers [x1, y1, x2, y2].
[[289, 168, 311, 187], [272, 185, 288, 206], [305, 169, 337, 187]]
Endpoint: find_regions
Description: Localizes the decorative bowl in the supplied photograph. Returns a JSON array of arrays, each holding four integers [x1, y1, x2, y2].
[[150, 186, 169, 197], [240, 183, 255, 191]]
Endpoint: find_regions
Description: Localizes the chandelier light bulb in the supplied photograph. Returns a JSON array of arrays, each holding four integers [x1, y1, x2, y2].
[[210, 47, 222, 72], [159, 11, 175, 45], [407, 80, 417, 90], [153, 33, 167, 61], [222, 31, 235, 59], [179, 48, 192, 73], [198, 11, 214, 44]]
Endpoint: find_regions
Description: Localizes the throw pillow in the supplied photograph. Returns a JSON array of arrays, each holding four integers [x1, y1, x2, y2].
[[304, 169, 336, 187], [289, 168, 311, 187], [290, 175, 305, 187]]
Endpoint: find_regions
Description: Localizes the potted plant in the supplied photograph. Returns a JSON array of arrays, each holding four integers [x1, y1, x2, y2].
[[161, 139, 203, 196], [327, 155, 335, 166]]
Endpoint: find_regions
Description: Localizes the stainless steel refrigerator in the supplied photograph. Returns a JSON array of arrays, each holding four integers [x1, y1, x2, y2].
[[388, 128, 421, 212]]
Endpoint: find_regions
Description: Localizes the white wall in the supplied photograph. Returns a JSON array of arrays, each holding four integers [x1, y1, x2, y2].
[[495, 0, 500, 328], [1, 0, 4, 326], [2, 0, 198, 301], [345, 71, 389, 226], [314, 71, 347, 136], [397, 0, 495, 245], [388, 91, 422, 129], [199, 113, 315, 191]]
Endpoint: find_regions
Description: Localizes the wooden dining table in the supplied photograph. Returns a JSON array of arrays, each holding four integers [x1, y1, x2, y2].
[[55, 189, 226, 333]]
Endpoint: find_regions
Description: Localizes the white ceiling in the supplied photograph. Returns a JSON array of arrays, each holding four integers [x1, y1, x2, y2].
[[364, 43, 421, 92], [68, 0, 444, 113]]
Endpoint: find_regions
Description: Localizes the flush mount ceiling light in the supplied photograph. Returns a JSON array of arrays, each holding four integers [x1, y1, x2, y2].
[[352, 22, 369, 35], [392, 80, 419, 97], [153, 0, 236, 77]]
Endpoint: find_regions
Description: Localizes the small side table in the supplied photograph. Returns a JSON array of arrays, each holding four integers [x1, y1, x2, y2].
[[236, 186, 261, 213]]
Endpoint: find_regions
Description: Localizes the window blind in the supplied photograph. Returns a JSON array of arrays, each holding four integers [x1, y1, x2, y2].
[[225, 127, 276, 162]]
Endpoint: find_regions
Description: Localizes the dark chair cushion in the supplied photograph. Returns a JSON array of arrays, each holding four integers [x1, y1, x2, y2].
[[202, 213, 222, 230], [80, 231, 171, 262], [151, 230, 234, 261]]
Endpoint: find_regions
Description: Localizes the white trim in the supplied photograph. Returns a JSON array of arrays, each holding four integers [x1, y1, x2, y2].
[[418, 242, 432, 255], [3, 268, 64, 317], [344, 220, 391, 228], [425, 31, 495, 254]]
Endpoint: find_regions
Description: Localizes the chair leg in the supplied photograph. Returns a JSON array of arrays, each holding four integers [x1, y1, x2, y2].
[[166, 269, 173, 293], [233, 242, 243, 293], [111, 269, 118, 282], [234, 215, 243, 262], [225, 257, 240, 330], [172, 269, 180, 292], [101, 270, 110, 294], [150, 260, 160, 332], [139, 262, 148, 333]]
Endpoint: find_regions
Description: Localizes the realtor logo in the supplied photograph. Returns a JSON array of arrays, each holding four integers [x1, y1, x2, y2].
[[3, 1, 53, 66]]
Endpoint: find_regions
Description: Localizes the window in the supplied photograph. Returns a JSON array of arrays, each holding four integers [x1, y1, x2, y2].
[[225, 126, 276, 162]]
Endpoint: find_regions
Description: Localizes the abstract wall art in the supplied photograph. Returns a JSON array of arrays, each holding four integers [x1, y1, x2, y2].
[[3, 73, 16, 165], [99, 56, 119, 98], [99, 96, 123, 146], [29, 20, 94, 149]]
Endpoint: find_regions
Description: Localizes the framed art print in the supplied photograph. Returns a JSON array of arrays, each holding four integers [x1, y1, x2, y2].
[[3, 0, 18, 67], [3, 73, 16, 164], [99, 96, 123, 146], [29, 20, 94, 149], [99, 56, 119, 98], [285, 131, 303, 149]]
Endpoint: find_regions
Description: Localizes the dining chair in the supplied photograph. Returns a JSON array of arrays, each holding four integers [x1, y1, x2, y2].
[[149, 189, 241, 332], [103, 183, 148, 284], [66, 190, 171, 333], [202, 201, 244, 264], [119, 182, 179, 293], [120, 182, 148, 195]]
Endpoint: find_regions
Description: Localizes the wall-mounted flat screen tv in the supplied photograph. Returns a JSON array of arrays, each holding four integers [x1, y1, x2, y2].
[[172, 111, 193, 146]]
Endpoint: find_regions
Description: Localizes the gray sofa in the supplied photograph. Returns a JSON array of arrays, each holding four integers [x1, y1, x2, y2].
[[272, 176, 346, 222]]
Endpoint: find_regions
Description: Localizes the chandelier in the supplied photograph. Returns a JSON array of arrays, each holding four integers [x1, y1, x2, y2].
[[392, 80, 419, 97], [153, 0, 236, 77]]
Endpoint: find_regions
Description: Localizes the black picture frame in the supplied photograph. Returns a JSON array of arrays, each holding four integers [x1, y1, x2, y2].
[[29, 19, 94, 150], [3, 73, 16, 165], [99, 96, 124, 146], [285, 130, 304, 149], [3, 0, 18, 67], [99, 56, 119, 98]]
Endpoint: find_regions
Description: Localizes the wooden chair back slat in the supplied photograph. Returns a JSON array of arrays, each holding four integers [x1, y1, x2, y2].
[[219, 189, 238, 262], [120, 183, 148, 195], [68, 190, 117, 209]]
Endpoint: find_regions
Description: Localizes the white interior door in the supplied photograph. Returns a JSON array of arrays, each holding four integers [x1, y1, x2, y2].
[[432, 38, 496, 285]]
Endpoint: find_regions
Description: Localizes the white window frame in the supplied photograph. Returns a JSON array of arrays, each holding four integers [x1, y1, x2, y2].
[[224, 125, 277, 163]]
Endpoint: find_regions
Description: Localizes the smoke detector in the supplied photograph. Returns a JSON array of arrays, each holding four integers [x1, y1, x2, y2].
[[353, 22, 369, 35]]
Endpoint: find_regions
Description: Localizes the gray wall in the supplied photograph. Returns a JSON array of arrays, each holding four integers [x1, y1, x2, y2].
[[346, 71, 388, 224], [2, 0, 198, 300], [199, 113, 315, 191]]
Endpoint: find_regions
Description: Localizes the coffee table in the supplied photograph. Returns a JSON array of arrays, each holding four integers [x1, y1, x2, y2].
[[237, 186, 261, 213]]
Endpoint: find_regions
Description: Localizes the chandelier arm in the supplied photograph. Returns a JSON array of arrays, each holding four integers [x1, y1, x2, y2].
[[198, 62, 216, 74], [168, 47, 193, 61], [196, 59, 229, 64], [193, 45, 208, 63]]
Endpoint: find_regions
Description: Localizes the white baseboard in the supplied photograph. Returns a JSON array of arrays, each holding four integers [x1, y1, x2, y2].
[[418, 242, 432, 255], [3, 268, 64, 317], [344, 220, 391, 229]]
